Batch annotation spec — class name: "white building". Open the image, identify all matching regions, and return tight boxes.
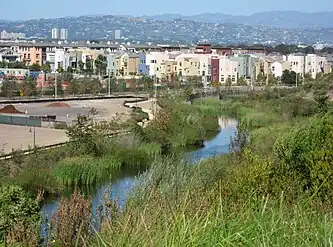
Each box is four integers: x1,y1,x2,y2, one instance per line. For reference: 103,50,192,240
286,53,329,79
145,52,170,78
51,28,59,40
60,29,68,40
219,56,238,84
115,30,121,40
270,61,284,78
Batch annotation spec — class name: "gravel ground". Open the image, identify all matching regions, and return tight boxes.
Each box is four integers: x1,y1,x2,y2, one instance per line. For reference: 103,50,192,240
0,124,68,154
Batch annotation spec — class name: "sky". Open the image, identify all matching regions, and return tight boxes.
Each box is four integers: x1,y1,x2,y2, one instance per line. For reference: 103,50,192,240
2,0,333,20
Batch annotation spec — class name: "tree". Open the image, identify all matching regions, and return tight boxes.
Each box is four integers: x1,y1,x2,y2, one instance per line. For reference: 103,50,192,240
0,79,19,97
257,72,266,84
66,66,74,73
281,70,296,85
267,74,278,85
78,60,85,73
237,76,248,86
41,62,51,73
225,77,232,87
314,88,329,114
95,55,107,76
66,79,80,95
19,78,37,97
29,63,41,71
57,67,64,73
85,58,93,75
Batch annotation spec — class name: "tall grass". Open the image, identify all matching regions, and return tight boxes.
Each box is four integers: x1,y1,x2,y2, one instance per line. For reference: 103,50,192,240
53,155,122,186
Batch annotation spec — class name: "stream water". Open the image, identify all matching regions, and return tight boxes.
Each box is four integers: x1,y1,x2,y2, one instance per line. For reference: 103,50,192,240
42,118,237,222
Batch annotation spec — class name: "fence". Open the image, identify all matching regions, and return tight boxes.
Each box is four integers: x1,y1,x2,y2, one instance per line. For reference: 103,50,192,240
0,114,41,127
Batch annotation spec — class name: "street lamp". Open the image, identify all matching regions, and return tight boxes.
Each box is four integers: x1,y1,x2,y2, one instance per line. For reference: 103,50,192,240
29,127,36,149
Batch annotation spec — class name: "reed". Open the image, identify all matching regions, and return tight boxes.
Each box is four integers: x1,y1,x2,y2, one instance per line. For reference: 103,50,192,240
53,155,122,186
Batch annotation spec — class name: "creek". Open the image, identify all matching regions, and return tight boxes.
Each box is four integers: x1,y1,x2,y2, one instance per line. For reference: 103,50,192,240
41,117,237,223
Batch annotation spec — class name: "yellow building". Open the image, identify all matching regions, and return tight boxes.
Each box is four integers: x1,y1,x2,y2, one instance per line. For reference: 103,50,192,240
116,53,139,77
175,56,201,77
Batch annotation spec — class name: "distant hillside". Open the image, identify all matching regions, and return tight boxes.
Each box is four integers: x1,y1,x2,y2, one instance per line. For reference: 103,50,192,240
144,11,333,28
0,15,333,44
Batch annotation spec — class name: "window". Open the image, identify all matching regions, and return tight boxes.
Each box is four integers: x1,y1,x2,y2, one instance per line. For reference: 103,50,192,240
179,62,182,66
272,66,275,71
234,68,237,72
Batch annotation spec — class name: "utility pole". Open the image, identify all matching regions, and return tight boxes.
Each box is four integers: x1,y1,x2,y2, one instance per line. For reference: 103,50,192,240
108,69,111,96
54,72,58,98
29,127,36,149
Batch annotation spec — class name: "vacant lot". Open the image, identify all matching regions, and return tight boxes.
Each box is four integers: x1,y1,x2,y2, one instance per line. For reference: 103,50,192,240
0,98,143,154
0,98,140,123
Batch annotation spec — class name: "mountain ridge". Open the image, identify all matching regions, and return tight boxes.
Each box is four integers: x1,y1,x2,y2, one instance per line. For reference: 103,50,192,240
141,11,333,28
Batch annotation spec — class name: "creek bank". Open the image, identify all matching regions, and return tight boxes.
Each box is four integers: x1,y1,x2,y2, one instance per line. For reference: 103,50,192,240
42,117,237,220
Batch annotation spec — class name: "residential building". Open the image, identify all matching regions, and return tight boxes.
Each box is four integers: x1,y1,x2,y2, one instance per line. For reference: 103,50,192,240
219,56,238,84
211,56,220,83
0,49,20,63
60,29,68,40
270,60,288,78
0,30,25,40
286,53,330,79
145,52,169,77
19,46,43,66
116,53,139,77
138,52,148,75
52,28,59,40
115,30,121,40
286,53,305,76
159,60,177,81
230,54,258,79
175,55,201,77
106,54,116,76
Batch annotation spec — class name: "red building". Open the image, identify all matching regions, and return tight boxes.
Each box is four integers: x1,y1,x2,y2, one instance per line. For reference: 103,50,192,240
211,56,220,82
212,46,233,56
195,44,212,54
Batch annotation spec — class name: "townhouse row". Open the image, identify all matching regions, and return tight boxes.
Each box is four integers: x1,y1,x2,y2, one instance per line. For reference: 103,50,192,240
0,42,332,84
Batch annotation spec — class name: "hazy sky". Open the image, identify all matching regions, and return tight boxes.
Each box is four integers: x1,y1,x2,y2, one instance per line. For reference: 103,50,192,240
2,0,333,20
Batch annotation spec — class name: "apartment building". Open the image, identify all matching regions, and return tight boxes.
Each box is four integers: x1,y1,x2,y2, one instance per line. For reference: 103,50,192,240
19,46,43,66
286,53,330,79
219,56,238,84
138,52,148,75
0,49,20,63
145,52,170,77
175,55,201,77
116,53,139,76
106,54,116,76
230,54,258,79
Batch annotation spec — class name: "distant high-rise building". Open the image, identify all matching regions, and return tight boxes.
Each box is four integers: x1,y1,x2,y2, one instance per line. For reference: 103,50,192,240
60,29,68,40
51,28,59,39
115,29,121,40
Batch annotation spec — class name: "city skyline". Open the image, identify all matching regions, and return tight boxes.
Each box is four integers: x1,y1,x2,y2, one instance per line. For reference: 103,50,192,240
1,0,333,21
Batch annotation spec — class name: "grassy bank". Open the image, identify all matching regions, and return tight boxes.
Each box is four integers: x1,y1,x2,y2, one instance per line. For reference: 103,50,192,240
92,79,333,246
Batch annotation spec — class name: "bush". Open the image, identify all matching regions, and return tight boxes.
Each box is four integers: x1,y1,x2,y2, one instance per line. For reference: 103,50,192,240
0,185,40,245
274,114,333,197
